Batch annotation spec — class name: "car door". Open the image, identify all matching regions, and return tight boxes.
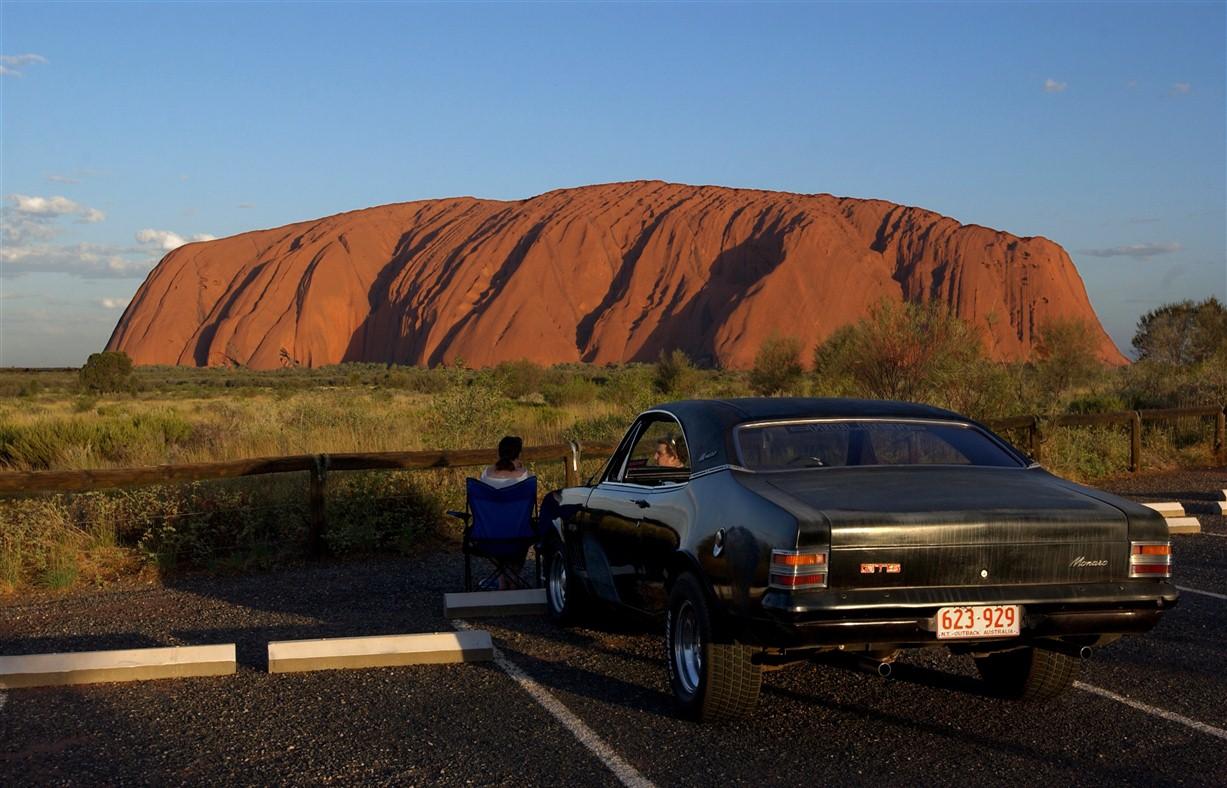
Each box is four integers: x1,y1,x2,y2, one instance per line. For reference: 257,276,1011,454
585,415,689,613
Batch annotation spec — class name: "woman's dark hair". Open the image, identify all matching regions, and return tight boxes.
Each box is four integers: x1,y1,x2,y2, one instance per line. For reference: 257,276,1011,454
495,435,523,471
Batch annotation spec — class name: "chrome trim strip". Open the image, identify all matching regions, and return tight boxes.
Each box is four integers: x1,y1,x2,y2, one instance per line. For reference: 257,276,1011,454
687,463,750,481
597,480,686,493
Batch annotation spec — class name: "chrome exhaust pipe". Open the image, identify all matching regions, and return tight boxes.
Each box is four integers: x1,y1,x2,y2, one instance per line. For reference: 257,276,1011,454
1033,640,1094,660
877,661,893,678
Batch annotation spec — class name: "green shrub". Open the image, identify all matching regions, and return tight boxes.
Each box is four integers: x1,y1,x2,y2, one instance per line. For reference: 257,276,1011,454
1034,318,1107,398
542,377,599,407
495,360,545,400
654,349,699,398
604,365,658,412
1068,393,1128,415
324,471,443,556
812,300,986,404
422,382,509,448
80,351,134,393
749,335,805,396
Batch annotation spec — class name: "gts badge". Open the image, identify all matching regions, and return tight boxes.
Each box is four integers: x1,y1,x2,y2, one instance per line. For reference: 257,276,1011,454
1070,556,1108,568
860,562,902,574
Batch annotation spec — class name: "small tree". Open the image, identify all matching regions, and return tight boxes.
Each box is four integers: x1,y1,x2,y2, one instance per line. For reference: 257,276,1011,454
494,359,545,400
1034,318,1103,395
749,335,804,395
654,349,698,398
79,351,134,393
812,300,985,402
1132,297,1227,365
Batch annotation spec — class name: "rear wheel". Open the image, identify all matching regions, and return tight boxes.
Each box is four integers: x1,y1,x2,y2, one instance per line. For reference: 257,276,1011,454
545,541,585,625
666,572,762,722
975,647,1078,701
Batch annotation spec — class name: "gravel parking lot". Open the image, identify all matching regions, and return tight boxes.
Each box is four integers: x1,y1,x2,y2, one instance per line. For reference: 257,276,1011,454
2,468,1224,787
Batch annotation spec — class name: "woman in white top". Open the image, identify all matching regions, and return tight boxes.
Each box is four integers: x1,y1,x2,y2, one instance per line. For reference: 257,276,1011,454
478,435,533,589
480,435,531,488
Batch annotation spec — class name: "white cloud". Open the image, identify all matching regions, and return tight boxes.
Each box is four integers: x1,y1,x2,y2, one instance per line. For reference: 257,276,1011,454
0,53,47,77
1043,78,1067,93
1079,242,1182,258
1170,82,1191,95
134,228,212,251
0,241,156,279
100,297,130,309
5,194,105,223
1,212,59,245
47,174,80,185
0,54,48,66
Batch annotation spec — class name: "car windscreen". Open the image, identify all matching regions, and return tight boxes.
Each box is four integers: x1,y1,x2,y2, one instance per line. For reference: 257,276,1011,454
735,420,1024,470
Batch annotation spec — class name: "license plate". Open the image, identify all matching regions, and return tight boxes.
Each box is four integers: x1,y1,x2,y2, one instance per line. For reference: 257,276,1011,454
936,604,1021,639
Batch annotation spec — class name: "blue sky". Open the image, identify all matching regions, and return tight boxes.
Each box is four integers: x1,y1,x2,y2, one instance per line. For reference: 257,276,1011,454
1,1,1223,367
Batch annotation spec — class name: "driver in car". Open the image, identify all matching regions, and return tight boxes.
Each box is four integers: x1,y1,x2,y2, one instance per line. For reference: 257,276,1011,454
652,436,686,468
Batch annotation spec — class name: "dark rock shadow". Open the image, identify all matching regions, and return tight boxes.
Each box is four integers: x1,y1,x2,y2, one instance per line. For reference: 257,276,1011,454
633,209,806,365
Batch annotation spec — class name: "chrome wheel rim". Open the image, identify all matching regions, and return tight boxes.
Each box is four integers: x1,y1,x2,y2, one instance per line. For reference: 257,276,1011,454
548,551,567,613
672,600,702,695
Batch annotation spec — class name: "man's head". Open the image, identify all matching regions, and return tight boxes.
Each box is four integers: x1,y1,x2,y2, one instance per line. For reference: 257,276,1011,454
653,436,684,468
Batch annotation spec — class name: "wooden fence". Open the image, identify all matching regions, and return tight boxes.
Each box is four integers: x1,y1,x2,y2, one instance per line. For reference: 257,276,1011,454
984,405,1226,472
0,442,617,557
0,404,1223,555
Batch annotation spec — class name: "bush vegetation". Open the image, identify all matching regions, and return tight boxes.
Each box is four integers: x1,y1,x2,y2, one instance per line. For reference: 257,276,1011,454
2,299,1224,593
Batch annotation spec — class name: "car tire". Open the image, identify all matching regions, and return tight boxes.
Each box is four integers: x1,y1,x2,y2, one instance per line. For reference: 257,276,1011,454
666,572,762,722
545,541,585,626
974,647,1078,701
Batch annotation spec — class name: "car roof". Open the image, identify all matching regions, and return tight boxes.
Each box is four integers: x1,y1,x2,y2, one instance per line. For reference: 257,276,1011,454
641,398,972,473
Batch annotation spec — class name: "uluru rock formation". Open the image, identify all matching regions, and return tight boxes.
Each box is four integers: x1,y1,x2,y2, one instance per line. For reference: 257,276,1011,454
107,181,1126,368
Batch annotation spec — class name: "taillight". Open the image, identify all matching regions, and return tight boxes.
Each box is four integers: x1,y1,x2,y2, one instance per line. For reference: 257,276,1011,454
770,548,828,590
1129,541,1171,578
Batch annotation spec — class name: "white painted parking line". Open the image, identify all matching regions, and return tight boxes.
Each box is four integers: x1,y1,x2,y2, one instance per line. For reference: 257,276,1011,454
1075,682,1227,741
1176,585,1227,601
1199,532,1227,538
452,620,656,788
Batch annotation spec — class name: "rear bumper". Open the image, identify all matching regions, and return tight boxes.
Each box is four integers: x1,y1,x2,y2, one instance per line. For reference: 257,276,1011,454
735,581,1179,649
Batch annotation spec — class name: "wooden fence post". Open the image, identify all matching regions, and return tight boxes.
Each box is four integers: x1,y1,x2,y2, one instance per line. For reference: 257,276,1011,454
308,454,329,557
1215,407,1226,462
1129,412,1141,473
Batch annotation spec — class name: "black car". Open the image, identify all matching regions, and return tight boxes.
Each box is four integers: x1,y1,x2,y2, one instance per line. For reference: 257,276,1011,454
541,398,1178,721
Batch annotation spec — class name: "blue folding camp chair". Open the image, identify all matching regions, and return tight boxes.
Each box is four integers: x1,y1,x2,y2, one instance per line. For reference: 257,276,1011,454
448,476,540,592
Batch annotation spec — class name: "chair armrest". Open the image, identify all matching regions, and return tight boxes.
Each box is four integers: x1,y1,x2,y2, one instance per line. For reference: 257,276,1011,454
445,510,471,522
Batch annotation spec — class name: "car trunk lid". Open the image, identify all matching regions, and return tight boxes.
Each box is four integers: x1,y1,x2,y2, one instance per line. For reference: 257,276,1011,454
766,467,1128,587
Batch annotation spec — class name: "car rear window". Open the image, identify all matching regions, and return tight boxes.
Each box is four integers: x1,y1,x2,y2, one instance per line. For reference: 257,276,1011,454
735,420,1023,470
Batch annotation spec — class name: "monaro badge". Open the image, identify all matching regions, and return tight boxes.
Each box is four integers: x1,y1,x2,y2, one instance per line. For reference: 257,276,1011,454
1070,556,1108,568
860,563,902,574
